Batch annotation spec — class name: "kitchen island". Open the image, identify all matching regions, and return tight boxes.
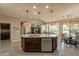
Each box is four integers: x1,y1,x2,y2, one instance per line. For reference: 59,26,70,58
21,34,57,52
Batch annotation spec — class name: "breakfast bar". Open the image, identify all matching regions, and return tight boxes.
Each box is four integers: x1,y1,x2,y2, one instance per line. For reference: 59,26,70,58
21,34,57,52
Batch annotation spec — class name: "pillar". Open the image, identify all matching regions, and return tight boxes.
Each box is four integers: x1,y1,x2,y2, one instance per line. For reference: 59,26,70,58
59,23,63,42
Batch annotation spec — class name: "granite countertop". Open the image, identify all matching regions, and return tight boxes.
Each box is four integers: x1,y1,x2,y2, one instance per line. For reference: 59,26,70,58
21,34,57,38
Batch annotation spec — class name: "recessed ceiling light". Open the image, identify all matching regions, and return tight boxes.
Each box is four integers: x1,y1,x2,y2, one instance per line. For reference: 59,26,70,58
33,6,36,9
34,12,37,15
45,5,49,8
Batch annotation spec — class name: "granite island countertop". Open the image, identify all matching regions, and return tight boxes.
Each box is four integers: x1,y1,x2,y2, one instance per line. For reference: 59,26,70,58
21,34,58,52
21,34,57,38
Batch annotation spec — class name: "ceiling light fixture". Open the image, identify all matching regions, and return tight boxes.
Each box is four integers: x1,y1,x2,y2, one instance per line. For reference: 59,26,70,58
67,15,70,17
62,16,64,18
50,10,53,13
50,10,53,20
33,6,37,9
26,10,29,14
45,5,49,8
26,10,29,18
38,12,40,14
34,12,37,15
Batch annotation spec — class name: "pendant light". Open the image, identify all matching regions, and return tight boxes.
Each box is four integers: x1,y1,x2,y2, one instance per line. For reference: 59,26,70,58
48,10,53,33
67,15,71,36
50,10,53,20
26,10,29,16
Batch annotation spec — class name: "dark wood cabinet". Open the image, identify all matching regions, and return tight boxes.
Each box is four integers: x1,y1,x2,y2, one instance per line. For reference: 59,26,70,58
0,23,10,40
52,37,57,52
22,38,41,52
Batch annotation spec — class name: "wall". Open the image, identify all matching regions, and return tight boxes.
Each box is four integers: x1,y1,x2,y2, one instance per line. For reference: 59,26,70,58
0,15,21,42
22,23,31,34
0,15,43,42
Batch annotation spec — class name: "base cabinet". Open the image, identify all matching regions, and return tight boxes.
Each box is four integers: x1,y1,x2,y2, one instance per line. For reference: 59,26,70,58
22,38,41,52
21,37,57,52
52,37,57,52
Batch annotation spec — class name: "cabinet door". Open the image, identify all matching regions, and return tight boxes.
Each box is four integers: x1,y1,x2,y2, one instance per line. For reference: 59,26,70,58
22,38,41,52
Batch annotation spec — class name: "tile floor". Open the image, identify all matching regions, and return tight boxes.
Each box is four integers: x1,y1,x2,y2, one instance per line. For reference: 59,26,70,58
0,40,79,56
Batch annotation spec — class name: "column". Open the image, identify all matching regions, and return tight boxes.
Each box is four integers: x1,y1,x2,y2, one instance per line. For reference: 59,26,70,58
59,23,63,42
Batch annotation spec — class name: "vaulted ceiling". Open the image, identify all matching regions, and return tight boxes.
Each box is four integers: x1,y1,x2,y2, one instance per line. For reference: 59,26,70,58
0,3,79,23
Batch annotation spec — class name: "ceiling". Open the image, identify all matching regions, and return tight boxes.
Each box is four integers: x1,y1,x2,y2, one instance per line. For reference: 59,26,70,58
0,3,79,23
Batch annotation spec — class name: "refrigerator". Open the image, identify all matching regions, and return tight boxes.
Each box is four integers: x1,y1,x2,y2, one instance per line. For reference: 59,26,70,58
0,23,10,40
